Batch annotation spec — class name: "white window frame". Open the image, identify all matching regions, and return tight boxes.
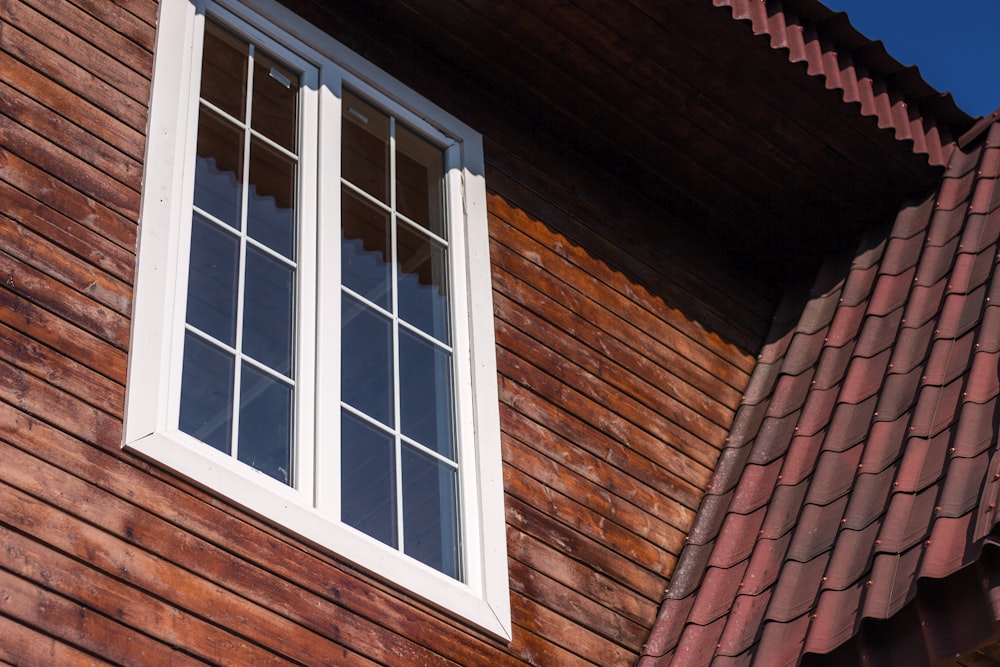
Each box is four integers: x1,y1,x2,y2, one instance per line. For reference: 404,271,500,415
125,0,509,638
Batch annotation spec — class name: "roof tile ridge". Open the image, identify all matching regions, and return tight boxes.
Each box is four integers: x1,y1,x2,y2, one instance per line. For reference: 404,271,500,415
712,0,965,167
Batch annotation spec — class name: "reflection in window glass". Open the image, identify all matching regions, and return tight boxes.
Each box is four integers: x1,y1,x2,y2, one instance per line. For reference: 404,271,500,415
186,214,239,346
397,223,450,343
342,410,397,547
200,20,247,119
341,187,391,309
396,123,444,236
243,247,294,375
180,18,299,488
341,293,394,427
247,137,296,259
399,328,455,459
194,108,243,227
251,51,298,151
341,90,389,204
339,91,460,577
238,364,293,483
402,445,459,579
180,332,234,454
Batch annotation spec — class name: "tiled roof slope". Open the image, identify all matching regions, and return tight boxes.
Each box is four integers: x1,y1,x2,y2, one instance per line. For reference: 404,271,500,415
639,119,1000,665
715,0,975,167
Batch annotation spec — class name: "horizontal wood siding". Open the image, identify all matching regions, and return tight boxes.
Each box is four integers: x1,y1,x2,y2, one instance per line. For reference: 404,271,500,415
0,0,773,665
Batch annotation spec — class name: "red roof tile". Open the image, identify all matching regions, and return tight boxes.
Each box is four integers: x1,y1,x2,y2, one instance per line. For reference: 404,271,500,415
640,121,1000,665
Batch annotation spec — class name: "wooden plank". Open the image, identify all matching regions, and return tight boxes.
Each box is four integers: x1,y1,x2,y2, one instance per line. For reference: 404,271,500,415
0,475,400,666
492,283,734,445
0,359,121,451
498,372,703,513
366,0,772,231
0,412,523,666
497,315,722,475
489,242,743,418
0,50,146,162
114,0,158,28
496,344,712,503
503,427,684,556
0,247,130,349
491,210,751,395
0,212,132,316
491,259,733,459
62,0,157,52
454,0,810,215
507,624,598,667
0,147,137,252
510,593,636,666
489,191,760,377
0,178,134,283
0,611,114,667
505,494,666,600
484,162,772,362
0,112,140,220
506,528,658,628
0,79,142,191
2,0,150,105
527,0,889,192
508,558,648,651
0,526,294,666
0,289,127,384
0,567,206,667
504,464,674,582
21,0,154,74
494,284,732,448
0,19,147,133
500,402,695,536
0,320,123,416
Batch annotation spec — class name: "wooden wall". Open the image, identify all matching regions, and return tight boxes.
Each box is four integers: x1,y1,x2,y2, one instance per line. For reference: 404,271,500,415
0,0,774,664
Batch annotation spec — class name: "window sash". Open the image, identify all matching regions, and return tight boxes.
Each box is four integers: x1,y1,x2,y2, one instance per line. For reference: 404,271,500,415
126,0,510,638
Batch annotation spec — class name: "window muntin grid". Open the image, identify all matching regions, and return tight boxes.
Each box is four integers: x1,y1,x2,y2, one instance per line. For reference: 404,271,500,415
179,18,299,485
339,89,460,579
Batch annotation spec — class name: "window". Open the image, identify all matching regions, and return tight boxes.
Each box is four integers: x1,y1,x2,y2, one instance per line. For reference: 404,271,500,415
126,0,509,637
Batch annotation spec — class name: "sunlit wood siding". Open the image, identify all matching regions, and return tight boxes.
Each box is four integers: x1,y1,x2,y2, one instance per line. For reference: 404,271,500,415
0,0,773,664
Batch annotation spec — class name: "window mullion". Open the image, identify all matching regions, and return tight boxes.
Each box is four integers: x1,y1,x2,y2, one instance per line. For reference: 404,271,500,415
231,43,256,460
388,115,406,554
315,73,344,516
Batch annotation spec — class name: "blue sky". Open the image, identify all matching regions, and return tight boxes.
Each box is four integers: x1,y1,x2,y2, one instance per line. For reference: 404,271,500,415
820,0,1000,118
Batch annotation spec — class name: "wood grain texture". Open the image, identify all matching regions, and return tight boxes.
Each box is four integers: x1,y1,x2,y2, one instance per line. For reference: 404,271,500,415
0,1,772,665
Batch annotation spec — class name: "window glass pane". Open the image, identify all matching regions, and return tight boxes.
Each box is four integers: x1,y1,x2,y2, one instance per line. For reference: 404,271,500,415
402,445,459,578
194,107,244,228
251,51,298,151
341,293,394,427
396,123,444,237
200,20,247,120
237,363,293,484
342,90,389,204
186,213,239,346
243,246,294,376
399,328,455,459
341,410,396,547
397,224,450,343
341,187,391,309
247,137,296,259
180,332,234,454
